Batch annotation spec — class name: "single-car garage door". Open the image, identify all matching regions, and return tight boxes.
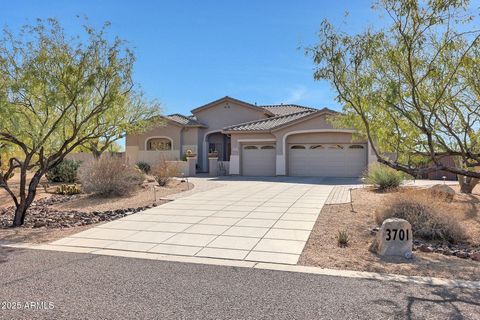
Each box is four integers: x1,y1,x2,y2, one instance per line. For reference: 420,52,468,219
242,144,276,176
288,143,367,177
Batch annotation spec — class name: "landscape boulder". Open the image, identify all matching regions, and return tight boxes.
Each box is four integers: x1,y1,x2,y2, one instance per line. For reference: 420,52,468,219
428,184,455,202
373,218,413,258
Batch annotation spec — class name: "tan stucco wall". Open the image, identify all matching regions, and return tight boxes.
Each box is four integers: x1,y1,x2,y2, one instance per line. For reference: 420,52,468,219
126,123,182,151
125,146,139,165
193,101,268,131
181,127,199,155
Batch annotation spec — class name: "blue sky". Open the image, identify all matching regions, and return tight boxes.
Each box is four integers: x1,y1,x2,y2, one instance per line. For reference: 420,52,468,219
1,1,381,149
0,0,377,115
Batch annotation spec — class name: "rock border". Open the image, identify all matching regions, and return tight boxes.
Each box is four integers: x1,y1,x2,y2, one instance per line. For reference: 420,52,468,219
0,195,160,229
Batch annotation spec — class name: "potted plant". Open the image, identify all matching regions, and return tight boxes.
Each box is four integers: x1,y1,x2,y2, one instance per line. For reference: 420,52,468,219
185,149,196,158
208,150,219,158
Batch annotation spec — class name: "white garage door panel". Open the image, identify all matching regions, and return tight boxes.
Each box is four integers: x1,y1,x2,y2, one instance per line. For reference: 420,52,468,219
289,144,367,177
242,145,276,176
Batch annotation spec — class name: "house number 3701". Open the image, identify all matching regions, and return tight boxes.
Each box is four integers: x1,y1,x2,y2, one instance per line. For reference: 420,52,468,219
385,229,409,241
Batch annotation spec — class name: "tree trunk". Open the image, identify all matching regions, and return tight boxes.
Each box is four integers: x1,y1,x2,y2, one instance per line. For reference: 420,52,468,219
457,175,479,194
13,204,27,227
92,149,102,160
12,172,42,227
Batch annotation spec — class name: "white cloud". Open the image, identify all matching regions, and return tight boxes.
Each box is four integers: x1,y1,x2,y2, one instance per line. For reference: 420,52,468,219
283,86,308,104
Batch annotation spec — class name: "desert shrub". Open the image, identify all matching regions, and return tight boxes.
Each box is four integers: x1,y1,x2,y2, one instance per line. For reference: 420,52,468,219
364,163,406,191
337,229,349,247
46,159,80,183
79,158,145,197
376,193,467,243
152,161,180,187
136,161,151,174
55,184,82,195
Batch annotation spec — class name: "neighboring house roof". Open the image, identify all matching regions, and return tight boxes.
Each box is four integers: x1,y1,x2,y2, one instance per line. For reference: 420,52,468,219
261,104,317,116
165,114,207,127
190,96,274,116
222,107,337,132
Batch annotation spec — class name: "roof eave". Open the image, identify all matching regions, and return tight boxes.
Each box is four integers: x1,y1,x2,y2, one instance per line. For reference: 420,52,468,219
222,129,271,134
185,124,208,128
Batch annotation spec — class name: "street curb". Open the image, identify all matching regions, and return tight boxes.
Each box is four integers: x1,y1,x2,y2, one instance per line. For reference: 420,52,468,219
4,243,480,289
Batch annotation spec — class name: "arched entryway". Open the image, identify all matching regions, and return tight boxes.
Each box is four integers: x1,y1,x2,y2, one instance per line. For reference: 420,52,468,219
203,131,231,172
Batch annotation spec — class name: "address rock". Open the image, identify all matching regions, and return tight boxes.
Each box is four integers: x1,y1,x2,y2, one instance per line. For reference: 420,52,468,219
374,218,413,258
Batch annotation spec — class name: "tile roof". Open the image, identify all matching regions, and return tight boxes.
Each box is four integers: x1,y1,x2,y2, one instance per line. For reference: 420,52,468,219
223,110,317,132
191,96,274,116
166,114,206,127
261,104,317,116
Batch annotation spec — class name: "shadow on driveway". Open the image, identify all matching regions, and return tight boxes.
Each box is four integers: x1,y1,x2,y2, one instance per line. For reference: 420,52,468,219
208,176,363,186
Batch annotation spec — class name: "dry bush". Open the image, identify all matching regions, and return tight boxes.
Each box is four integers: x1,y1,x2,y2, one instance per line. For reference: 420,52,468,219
151,161,180,187
376,192,467,243
79,158,145,197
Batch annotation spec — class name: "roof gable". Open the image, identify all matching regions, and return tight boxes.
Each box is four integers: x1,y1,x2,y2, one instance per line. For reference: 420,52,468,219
191,96,274,116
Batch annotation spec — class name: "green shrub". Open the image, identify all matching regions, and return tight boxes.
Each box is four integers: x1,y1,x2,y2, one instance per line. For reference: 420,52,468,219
376,192,467,243
46,159,81,183
136,161,151,174
336,229,349,247
79,158,145,197
364,163,406,191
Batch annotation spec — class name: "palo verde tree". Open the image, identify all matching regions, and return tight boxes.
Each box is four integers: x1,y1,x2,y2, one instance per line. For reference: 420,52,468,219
310,0,480,192
0,18,150,226
81,91,162,159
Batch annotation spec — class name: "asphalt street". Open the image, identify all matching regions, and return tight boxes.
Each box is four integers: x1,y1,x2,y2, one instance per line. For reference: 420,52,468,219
0,247,479,319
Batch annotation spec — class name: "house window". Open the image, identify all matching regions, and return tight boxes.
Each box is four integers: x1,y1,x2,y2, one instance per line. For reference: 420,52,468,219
310,145,324,149
244,145,258,150
328,144,344,149
290,145,306,149
261,145,275,150
349,144,364,149
147,138,172,151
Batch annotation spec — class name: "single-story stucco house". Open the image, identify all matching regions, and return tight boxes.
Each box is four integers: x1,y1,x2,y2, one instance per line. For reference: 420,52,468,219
125,96,376,177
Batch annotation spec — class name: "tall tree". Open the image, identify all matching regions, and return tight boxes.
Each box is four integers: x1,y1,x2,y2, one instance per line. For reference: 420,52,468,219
310,0,480,192
81,91,162,159
0,18,142,226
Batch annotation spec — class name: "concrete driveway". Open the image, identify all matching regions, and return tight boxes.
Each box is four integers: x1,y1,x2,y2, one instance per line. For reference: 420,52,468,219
51,177,360,264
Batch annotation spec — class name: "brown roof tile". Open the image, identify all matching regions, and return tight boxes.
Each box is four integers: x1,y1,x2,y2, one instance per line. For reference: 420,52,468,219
261,104,317,116
223,110,316,132
166,114,206,127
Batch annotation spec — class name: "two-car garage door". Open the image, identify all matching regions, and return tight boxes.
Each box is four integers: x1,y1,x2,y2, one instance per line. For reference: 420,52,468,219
288,143,367,177
240,142,367,177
